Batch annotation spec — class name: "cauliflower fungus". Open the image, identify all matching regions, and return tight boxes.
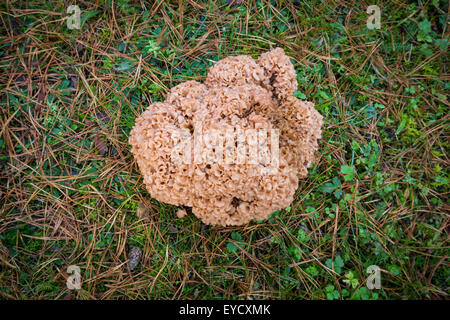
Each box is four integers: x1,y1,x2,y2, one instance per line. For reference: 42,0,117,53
129,48,323,226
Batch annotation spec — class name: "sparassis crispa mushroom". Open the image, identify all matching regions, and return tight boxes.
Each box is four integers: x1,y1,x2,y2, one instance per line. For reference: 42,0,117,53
129,48,323,226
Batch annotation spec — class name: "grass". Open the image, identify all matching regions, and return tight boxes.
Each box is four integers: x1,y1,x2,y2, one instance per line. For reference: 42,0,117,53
0,0,448,300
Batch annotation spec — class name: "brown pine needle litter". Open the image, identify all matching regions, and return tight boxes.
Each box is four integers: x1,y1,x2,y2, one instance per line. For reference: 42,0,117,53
0,1,448,299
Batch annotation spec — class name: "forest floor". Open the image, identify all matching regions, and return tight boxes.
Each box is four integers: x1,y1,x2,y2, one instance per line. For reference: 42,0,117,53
0,0,448,299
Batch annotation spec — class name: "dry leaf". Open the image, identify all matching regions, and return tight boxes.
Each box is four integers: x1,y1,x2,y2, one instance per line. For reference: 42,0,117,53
93,133,108,156
96,112,110,123
0,240,15,269
226,0,244,6
137,201,149,218
69,75,79,89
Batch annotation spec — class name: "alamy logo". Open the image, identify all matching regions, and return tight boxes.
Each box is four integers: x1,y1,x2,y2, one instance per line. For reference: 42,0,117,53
366,265,381,289
66,265,81,290
170,122,280,175
67,5,81,30
366,5,381,30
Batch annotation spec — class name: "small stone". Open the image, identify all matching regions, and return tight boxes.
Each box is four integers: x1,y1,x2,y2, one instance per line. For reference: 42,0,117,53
176,209,187,218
